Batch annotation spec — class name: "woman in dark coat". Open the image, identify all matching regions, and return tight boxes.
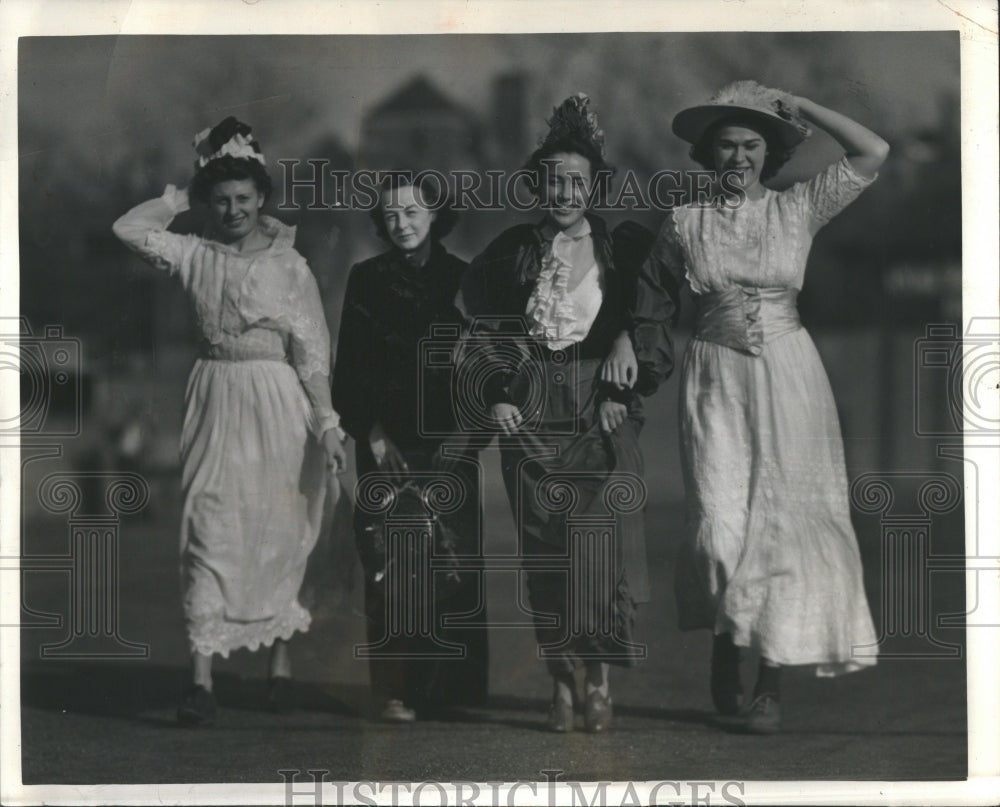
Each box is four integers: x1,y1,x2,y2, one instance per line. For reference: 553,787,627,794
332,173,488,722
458,94,675,732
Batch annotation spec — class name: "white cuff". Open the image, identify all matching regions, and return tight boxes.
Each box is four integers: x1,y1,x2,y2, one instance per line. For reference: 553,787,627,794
161,184,191,215
315,409,345,442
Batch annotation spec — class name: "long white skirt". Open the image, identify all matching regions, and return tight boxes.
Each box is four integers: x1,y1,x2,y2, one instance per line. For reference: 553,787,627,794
179,358,326,658
675,329,878,675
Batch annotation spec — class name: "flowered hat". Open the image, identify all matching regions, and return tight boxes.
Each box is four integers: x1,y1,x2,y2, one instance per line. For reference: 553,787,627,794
671,80,811,150
192,116,266,170
540,92,606,158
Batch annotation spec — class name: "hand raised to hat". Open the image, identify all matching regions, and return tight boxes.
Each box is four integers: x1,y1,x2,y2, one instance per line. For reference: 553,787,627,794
772,93,802,124
786,94,890,179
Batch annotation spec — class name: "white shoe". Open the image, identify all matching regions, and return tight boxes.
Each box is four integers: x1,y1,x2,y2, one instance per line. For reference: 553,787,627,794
379,698,416,723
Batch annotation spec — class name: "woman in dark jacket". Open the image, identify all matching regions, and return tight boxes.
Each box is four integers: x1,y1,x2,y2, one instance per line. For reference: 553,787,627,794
332,173,487,722
458,94,675,732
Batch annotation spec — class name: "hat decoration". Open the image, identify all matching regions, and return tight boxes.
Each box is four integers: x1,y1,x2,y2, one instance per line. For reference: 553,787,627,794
672,80,811,150
192,116,266,170
540,92,605,158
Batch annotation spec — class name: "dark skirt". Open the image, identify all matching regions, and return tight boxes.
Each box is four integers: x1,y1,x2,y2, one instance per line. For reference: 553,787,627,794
353,443,489,713
498,355,649,674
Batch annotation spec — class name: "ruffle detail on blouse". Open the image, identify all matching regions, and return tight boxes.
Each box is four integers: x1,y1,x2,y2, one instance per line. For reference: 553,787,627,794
525,222,603,350
187,600,312,659
526,234,575,347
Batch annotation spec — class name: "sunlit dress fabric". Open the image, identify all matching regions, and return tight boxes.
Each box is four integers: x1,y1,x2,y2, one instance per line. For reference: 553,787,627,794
668,157,879,674
113,185,338,657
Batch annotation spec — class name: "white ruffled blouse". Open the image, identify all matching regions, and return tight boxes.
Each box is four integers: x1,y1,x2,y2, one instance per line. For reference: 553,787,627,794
525,220,604,350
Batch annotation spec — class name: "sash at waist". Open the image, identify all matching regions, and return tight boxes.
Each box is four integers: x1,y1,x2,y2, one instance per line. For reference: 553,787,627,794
198,343,287,363
693,286,801,356
198,326,288,362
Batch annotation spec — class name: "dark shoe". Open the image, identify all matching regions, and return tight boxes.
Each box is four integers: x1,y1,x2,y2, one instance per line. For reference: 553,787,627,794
379,699,416,723
547,676,576,732
743,693,781,735
547,696,575,733
710,633,743,716
267,676,296,713
583,687,613,733
177,685,216,727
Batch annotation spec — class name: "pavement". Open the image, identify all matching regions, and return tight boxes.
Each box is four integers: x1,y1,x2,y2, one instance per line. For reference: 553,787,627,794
16,424,968,787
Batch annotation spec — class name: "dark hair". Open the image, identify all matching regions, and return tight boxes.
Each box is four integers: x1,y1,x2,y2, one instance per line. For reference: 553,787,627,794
370,172,458,244
689,115,794,182
189,156,274,204
523,135,616,207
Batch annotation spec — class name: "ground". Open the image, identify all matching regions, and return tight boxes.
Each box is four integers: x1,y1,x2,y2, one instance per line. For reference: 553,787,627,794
16,413,968,788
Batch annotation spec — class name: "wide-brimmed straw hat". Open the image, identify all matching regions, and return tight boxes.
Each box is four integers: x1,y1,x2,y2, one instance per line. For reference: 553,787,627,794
672,80,811,151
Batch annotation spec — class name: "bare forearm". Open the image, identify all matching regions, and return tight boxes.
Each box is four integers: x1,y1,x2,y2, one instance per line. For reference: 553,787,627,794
794,96,889,177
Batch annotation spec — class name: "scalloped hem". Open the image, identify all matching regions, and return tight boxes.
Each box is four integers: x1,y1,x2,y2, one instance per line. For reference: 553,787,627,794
187,603,312,659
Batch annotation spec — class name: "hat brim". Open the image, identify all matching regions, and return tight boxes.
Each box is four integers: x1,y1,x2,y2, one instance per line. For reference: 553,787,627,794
672,104,807,150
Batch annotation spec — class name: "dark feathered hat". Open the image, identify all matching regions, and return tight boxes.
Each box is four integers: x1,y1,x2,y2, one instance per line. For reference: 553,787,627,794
539,92,605,157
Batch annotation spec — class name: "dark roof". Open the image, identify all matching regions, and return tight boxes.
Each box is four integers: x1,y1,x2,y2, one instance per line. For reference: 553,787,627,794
367,75,463,117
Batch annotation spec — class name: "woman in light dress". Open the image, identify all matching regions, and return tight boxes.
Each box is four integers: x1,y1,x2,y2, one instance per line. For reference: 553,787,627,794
113,117,346,725
633,81,889,733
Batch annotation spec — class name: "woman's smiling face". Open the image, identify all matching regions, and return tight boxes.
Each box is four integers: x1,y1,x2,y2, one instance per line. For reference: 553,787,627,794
541,151,593,233
381,183,436,253
711,124,769,194
207,179,264,243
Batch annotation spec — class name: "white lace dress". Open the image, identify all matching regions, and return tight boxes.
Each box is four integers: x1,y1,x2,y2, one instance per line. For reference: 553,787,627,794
666,157,879,674
113,186,340,657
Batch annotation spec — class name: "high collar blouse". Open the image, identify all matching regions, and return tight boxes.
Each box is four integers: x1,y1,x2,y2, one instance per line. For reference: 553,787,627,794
525,219,603,350
670,156,875,294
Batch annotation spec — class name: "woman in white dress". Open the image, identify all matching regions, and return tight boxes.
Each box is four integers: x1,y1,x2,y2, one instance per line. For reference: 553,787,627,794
113,118,346,725
635,81,889,733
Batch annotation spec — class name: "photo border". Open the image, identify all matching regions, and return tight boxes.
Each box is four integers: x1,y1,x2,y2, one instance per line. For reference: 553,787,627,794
1,1,997,805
